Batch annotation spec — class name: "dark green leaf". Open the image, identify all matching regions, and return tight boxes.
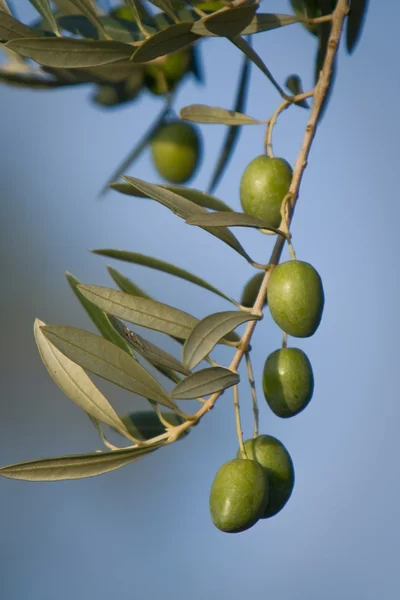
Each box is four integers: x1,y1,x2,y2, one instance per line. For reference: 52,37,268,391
285,74,309,108
77,285,199,341
179,104,262,125
66,271,134,355
107,266,151,299
99,102,169,196
102,249,236,305
171,366,239,400
67,0,109,38
186,211,288,236
34,319,134,439
182,310,259,370
195,4,257,37
6,38,132,68
241,13,299,35
0,9,40,41
109,316,190,375
28,1,60,36
346,0,369,54
0,69,77,88
207,50,250,193
119,410,186,440
58,14,98,37
0,444,162,481
131,22,199,63
122,177,253,263
42,325,174,407
110,182,232,212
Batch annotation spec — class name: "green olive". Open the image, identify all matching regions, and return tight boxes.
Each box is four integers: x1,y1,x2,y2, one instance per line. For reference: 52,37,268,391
240,155,293,228
290,0,322,35
263,348,314,418
145,50,190,96
267,260,324,337
209,459,269,533
240,273,268,309
237,435,295,517
151,121,201,184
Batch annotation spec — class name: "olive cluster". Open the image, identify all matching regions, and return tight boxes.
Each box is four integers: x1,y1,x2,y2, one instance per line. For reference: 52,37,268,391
209,154,324,533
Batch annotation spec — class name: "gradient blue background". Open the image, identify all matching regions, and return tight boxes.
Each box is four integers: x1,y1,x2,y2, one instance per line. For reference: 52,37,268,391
1,1,399,599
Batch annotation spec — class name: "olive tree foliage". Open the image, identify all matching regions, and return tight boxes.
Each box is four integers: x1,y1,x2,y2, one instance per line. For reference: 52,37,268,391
0,0,368,533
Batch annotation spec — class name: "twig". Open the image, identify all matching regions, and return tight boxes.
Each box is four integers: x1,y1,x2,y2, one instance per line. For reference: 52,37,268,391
233,385,246,456
245,351,259,438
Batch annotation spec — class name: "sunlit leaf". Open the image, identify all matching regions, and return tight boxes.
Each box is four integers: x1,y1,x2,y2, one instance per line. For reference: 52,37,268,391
285,74,309,108
131,22,199,63
182,310,259,370
42,325,174,407
94,249,236,305
179,104,262,125
110,182,232,212
6,38,132,68
66,272,134,355
0,9,41,41
171,366,239,400
34,319,134,439
0,444,163,481
122,177,253,263
78,285,199,340
186,211,288,236
241,13,299,35
109,316,190,375
207,50,250,193
346,0,369,54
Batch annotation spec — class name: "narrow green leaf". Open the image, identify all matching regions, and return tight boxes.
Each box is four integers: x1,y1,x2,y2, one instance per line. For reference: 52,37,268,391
66,271,134,355
202,4,257,37
186,211,288,236
94,249,236,305
28,1,61,36
179,104,262,125
110,182,232,212
171,366,239,400
183,311,259,370
109,316,190,376
241,13,298,35
0,444,162,481
346,0,369,54
119,410,186,440
0,1,11,15
0,69,77,88
131,22,199,63
34,319,133,439
107,266,151,299
67,0,110,39
42,325,174,407
0,9,40,41
207,50,250,193
52,0,82,14
229,35,286,97
77,285,199,341
6,38,132,68
285,74,309,108
122,177,253,263
57,14,98,38
99,102,169,196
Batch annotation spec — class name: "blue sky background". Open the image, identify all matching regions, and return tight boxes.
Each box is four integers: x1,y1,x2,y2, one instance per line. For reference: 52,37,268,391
1,1,399,599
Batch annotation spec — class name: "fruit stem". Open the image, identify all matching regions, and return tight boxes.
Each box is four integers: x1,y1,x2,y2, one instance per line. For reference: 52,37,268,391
282,332,288,349
233,384,246,457
245,351,259,438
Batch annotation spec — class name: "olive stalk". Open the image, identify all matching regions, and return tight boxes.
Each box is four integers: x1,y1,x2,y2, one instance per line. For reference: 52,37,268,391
244,351,259,438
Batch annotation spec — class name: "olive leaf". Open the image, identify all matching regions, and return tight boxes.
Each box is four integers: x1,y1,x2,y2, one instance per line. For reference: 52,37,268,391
58,14,143,43
41,325,174,408
118,410,186,440
28,1,61,36
193,4,258,38
77,285,199,340
346,0,369,54
179,104,262,125
121,177,253,263
107,266,151,299
99,102,169,196
110,182,232,212
131,22,199,63
66,0,110,39
6,38,133,68
94,249,236,305
241,13,299,35
0,444,164,482
186,211,288,236
182,311,259,370
34,319,134,439
0,1,11,14
109,316,190,376
171,367,239,400
0,9,41,41
0,69,76,88
285,74,309,108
